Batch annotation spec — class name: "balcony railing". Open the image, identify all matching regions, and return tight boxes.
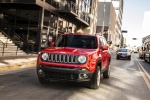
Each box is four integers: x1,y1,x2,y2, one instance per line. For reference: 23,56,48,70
78,12,90,24
58,1,78,14
45,0,90,25
45,0,60,8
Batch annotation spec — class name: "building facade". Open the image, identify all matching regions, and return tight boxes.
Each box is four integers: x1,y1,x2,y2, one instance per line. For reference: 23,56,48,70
112,0,124,46
142,11,150,37
96,0,116,47
97,0,124,50
0,0,98,53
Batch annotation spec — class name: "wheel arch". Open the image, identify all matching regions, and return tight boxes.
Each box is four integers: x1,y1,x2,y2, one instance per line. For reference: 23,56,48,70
96,60,102,70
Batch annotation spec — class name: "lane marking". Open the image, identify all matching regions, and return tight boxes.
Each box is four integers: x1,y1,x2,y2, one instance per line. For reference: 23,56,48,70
134,55,150,90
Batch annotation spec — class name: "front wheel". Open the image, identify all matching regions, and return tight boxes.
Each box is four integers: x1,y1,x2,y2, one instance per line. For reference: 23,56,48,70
38,77,49,84
128,57,131,60
88,66,101,89
116,56,119,59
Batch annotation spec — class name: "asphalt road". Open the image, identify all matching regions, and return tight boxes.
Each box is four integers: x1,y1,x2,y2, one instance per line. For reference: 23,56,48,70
0,52,150,100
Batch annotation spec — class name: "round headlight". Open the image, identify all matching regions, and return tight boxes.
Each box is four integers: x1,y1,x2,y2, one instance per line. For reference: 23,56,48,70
78,56,87,64
41,53,48,60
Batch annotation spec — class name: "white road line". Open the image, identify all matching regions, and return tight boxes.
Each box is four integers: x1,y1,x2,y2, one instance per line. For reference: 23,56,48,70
134,55,150,90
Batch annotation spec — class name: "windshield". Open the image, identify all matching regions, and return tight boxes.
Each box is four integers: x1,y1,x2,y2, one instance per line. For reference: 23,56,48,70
55,35,97,49
118,49,128,52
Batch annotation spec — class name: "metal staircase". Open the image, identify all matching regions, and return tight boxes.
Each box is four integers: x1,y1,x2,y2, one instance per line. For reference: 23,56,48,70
0,20,37,56
0,32,26,56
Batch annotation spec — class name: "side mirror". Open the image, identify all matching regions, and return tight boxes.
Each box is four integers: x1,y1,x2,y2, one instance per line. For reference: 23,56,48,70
101,45,108,50
51,42,55,47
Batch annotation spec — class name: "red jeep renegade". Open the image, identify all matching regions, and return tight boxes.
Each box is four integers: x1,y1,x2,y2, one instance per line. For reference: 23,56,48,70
36,33,111,89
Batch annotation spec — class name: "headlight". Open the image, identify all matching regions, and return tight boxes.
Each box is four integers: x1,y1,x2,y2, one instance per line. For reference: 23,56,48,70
127,52,131,55
41,53,48,60
78,56,87,64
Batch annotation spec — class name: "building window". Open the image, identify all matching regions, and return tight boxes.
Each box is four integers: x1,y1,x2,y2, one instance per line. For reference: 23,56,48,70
50,14,58,28
43,10,50,27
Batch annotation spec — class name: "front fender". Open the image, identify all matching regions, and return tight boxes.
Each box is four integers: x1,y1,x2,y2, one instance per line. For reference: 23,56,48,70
86,53,102,73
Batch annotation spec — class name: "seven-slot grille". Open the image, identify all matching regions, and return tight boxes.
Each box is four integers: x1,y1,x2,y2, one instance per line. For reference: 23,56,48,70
45,53,79,64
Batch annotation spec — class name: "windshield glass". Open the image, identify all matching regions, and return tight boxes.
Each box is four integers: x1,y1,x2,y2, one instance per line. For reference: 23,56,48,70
118,49,128,52
55,35,97,49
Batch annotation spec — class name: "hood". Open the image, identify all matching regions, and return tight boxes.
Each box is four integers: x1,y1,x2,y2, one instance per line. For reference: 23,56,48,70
41,47,97,55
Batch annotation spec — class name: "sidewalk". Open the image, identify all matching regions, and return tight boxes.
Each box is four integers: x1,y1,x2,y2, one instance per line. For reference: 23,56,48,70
0,55,37,72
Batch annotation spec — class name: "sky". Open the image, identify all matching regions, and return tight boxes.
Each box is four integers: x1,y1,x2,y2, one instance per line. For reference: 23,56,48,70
122,0,150,46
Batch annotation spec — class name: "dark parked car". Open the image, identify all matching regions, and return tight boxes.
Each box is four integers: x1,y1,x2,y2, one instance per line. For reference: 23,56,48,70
116,48,131,60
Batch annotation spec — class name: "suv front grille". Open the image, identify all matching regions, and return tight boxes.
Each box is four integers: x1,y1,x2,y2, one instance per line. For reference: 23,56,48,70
46,53,79,64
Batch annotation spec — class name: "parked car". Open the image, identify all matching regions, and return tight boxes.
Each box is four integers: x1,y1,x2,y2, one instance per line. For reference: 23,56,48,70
36,33,111,89
142,35,150,62
116,48,131,60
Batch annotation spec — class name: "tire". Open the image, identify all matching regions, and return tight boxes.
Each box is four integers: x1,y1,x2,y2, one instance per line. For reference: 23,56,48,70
116,56,119,59
103,64,110,78
38,77,49,84
128,57,131,60
88,66,101,89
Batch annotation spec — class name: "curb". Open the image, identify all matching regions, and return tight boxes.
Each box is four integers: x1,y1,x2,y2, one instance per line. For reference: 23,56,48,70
135,58,150,90
136,59,150,81
0,61,36,72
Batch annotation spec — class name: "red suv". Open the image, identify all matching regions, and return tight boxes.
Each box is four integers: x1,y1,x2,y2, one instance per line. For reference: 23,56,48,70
36,33,111,89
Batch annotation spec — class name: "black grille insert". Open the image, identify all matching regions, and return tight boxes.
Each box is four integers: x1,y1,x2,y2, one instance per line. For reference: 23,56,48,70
47,53,79,64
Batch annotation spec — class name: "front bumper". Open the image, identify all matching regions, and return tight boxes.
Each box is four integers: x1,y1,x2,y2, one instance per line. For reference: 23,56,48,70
36,65,93,82
117,55,131,58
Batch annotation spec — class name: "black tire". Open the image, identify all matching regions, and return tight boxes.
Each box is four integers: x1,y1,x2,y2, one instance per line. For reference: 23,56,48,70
38,77,49,84
88,66,101,89
128,57,131,60
103,64,110,78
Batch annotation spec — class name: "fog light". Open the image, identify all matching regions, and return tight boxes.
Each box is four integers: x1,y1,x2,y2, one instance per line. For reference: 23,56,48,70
79,73,88,79
38,69,43,75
